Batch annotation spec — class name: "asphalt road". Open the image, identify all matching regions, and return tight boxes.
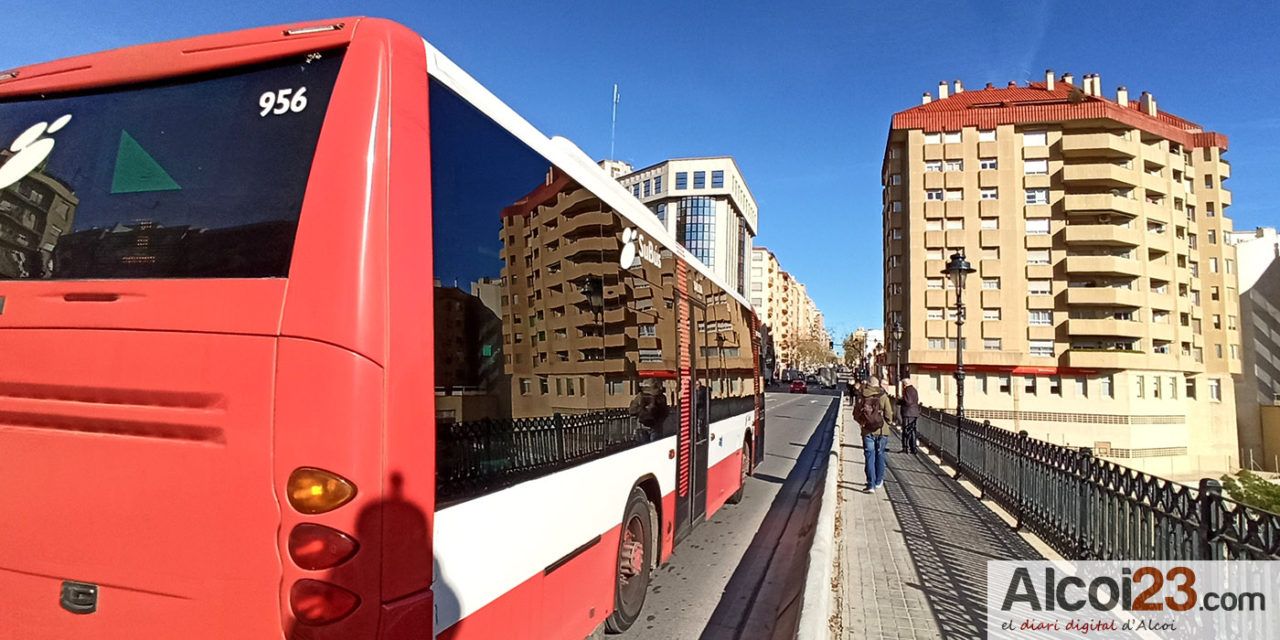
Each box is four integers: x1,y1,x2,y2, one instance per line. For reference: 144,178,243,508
619,388,840,640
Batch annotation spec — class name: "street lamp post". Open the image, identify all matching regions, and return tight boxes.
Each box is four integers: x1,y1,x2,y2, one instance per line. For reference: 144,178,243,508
941,252,976,419
891,320,904,401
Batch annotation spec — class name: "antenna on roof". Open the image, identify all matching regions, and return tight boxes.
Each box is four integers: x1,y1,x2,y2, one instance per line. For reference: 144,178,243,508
610,84,620,160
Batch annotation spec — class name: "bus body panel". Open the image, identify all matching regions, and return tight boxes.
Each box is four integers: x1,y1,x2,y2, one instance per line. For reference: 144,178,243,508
0,329,282,638
433,437,677,638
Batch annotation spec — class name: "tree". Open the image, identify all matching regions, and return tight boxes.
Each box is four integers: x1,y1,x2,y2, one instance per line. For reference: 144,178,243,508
842,331,867,366
794,337,836,369
1220,470,1280,515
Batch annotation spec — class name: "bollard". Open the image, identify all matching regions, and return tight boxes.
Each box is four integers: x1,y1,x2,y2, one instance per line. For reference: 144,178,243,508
1196,478,1223,560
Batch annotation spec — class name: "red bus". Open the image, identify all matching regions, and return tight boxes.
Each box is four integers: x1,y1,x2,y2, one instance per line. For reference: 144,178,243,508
0,18,765,639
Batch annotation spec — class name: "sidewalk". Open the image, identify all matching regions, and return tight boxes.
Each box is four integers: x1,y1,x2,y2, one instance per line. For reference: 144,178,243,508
831,404,1044,639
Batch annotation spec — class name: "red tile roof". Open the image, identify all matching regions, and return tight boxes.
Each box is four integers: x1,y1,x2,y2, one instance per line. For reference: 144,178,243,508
891,81,1227,150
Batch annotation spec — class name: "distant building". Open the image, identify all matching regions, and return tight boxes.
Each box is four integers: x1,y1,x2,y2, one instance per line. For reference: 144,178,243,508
1227,227,1280,470
884,70,1240,476
749,246,826,371
612,157,759,296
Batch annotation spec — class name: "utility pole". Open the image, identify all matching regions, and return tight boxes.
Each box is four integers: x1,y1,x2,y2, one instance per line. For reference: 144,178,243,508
610,84,619,160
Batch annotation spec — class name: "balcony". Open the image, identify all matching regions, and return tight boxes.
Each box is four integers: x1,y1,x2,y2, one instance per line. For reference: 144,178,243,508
1061,193,1140,218
1062,163,1139,188
1060,132,1137,158
1220,161,1231,180
1063,224,1142,247
1063,349,1145,368
1142,172,1168,195
1065,287,1143,308
1065,319,1146,339
1064,256,1143,277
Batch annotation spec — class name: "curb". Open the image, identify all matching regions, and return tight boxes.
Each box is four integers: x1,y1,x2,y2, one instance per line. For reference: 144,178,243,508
795,394,842,640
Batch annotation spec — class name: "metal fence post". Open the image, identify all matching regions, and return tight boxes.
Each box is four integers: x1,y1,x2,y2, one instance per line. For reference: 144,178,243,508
1015,430,1029,531
1197,478,1223,560
1077,447,1093,559
953,413,963,479
554,412,566,462
978,420,991,499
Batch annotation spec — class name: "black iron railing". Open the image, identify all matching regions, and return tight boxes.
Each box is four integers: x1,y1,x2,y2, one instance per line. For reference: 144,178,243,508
915,407,1280,560
438,409,642,505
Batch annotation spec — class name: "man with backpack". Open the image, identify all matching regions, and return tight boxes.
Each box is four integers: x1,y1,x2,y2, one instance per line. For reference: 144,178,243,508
854,377,894,493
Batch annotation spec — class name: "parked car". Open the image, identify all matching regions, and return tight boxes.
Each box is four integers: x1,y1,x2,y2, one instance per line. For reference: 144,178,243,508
789,380,808,394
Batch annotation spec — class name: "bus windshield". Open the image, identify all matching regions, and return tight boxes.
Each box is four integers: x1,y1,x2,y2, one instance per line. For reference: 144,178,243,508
0,50,344,280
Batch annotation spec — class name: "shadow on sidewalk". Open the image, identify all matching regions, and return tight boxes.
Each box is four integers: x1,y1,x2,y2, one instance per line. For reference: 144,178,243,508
883,448,1043,639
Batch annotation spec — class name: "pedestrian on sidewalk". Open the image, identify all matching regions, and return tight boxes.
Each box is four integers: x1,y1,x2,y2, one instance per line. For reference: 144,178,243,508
853,377,893,493
898,377,920,454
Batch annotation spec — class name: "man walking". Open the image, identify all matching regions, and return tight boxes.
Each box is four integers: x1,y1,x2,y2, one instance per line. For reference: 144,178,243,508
854,378,894,493
898,377,920,454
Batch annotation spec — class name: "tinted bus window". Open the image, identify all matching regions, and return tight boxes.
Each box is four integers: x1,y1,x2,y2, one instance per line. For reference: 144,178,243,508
0,51,344,279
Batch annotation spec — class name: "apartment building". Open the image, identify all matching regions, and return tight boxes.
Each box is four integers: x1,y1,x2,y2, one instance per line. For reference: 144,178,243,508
883,71,1241,476
1227,227,1280,470
612,157,759,296
748,247,828,371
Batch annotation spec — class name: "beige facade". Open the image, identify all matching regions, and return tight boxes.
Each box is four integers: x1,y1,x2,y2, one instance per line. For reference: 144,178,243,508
883,72,1241,477
749,247,827,371
1227,227,1280,470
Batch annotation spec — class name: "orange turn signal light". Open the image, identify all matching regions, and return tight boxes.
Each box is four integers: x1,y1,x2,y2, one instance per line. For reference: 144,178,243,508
287,467,356,515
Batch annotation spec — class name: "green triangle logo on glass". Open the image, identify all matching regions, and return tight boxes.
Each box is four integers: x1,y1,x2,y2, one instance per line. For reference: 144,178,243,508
110,130,181,194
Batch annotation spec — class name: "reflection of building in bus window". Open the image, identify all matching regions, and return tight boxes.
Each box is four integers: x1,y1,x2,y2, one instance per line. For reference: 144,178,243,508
434,283,509,424
0,155,78,279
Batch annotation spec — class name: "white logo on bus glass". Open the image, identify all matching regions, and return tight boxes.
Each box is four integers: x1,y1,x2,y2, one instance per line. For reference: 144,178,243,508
620,228,661,269
0,114,71,191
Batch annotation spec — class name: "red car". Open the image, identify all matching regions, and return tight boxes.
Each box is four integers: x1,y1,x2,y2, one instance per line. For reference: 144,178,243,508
789,380,808,393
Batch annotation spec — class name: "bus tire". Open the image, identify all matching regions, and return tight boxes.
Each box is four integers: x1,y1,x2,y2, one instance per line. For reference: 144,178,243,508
727,440,751,505
605,487,653,633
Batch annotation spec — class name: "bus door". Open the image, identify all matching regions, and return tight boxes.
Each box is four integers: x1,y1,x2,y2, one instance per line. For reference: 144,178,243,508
674,271,709,543
691,302,711,526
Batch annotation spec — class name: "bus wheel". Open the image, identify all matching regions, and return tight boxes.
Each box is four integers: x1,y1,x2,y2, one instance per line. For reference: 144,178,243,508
606,487,653,633
727,441,750,504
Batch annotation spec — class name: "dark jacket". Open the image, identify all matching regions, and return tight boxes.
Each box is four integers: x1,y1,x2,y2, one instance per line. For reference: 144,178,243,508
900,384,920,419
856,385,894,437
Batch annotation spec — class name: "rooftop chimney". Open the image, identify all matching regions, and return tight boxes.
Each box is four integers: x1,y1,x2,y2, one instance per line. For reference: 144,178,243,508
1092,73,1102,97
1045,69,1055,91
1062,72,1074,85
938,81,949,100
953,80,964,94
1140,91,1157,116
1081,74,1092,95
985,82,994,89
1116,86,1129,106
1008,81,1017,88
922,92,932,104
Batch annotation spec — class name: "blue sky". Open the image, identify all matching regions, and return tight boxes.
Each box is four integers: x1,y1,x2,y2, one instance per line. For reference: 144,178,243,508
5,1,1278,339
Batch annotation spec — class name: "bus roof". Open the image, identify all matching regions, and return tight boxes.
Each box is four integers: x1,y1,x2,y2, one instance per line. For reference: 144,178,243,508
423,40,756,313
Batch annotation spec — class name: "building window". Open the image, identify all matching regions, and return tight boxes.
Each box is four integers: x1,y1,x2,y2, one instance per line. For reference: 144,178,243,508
982,278,1000,290
1228,315,1237,330
643,179,652,197
944,189,963,201
639,323,657,337
675,172,688,189
1213,314,1221,330
1030,340,1054,357
1136,376,1145,398
984,338,1002,350
1025,377,1037,394
924,132,941,144
945,159,963,171
925,220,943,231
1209,378,1221,401
981,217,999,230
1186,378,1196,399
677,196,717,267
926,248,944,260
1023,130,1047,147
981,188,998,200
925,160,943,172
1204,175,1214,189
1024,159,1049,175
1027,249,1051,265
979,129,997,141
1049,377,1062,395
1075,378,1087,397
1025,189,1049,205
1026,218,1050,235
979,157,997,170
892,201,902,212
1028,279,1051,295
943,131,961,143
1211,286,1220,301
654,175,663,193
926,189,944,201
633,184,641,197
1226,259,1235,274
693,171,706,189
891,228,902,240
1169,377,1178,399
1231,344,1239,360
1101,376,1113,398
945,219,964,230
654,202,667,224
1029,310,1052,326
927,338,945,349
890,174,902,185
998,376,1011,393
926,278,943,289
711,170,725,188
983,308,1001,320
927,308,943,320
1210,257,1219,272
1208,230,1217,244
